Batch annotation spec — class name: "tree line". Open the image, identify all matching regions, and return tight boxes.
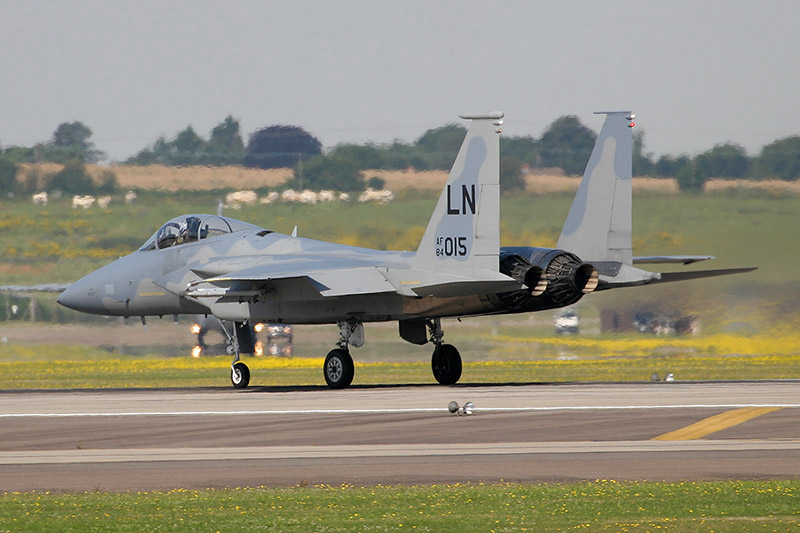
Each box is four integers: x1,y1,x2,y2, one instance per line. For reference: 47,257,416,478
3,115,800,194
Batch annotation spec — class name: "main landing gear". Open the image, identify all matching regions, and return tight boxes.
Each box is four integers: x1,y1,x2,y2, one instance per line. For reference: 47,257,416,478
323,321,360,389
428,318,462,385
223,317,463,390
321,318,462,389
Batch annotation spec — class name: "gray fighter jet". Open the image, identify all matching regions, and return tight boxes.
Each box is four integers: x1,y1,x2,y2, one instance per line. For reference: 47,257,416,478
57,111,755,389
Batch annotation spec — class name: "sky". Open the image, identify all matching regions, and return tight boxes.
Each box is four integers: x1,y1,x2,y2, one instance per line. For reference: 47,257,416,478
2,0,799,162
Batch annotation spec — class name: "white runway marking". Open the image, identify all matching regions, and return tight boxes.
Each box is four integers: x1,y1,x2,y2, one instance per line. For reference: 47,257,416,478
2,439,800,465
1,404,798,418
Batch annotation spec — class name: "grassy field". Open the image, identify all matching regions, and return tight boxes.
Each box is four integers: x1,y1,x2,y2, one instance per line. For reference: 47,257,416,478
1,328,799,389
2,480,798,532
1,187,797,285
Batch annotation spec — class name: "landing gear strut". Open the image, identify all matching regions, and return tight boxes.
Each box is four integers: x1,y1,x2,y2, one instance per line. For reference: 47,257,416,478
323,321,360,389
428,318,462,385
221,321,251,389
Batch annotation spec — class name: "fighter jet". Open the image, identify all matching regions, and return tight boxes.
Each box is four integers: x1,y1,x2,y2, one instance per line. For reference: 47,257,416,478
57,111,755,389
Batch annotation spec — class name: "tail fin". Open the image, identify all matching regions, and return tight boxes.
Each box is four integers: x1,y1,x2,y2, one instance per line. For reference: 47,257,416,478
557,111,635,264
412,112,503,274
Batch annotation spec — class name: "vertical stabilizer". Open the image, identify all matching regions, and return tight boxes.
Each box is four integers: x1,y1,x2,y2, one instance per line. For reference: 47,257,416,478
557,111,635,264
412,112,503,274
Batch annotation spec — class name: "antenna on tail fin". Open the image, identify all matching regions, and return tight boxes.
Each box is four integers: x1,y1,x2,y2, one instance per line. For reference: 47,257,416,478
557,111,635,264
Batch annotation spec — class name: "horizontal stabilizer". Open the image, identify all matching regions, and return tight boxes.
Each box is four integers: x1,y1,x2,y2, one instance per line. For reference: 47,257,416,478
633,255,715,265
653,267,758,284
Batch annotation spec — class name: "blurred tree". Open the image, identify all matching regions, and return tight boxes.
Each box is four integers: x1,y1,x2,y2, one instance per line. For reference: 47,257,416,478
694,142,750,180
292,154,364,191
0,146,34,164
367,176,385,190
52,121,92,149
500,155,525,192
674,161,705,192
536,115,596,175
245,125,322,169
205,115,245,165
501,135,538,167
413,124,467,170
46,121,105,163
46,159,95,194
378,140,425,170
171,126,204,165
632,130,654,176
329,143,384,170
0,156,19,193
653,154,692,177
752,136,800,180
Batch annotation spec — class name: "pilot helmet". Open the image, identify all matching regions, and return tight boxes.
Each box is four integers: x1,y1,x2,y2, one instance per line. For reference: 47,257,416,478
179,216,202,240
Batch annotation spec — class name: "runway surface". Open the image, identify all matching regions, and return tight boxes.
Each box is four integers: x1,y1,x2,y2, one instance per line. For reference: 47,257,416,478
0,381,798,491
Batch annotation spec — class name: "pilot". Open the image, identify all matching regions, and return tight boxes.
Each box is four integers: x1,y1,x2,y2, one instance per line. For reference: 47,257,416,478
178,216,202,244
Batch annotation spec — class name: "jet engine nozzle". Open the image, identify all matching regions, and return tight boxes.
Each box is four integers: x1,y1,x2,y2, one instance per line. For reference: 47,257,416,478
495,248,599,312
500,255,548,296
575,263,599,294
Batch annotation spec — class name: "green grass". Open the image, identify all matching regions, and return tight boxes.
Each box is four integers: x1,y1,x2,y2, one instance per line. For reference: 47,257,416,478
2,189,799,284
0,339,798,389
2,480,798,532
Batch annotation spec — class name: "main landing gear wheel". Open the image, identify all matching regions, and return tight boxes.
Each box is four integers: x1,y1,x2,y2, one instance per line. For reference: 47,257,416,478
231,362,250,389
432,343,462,385
324,348,354,389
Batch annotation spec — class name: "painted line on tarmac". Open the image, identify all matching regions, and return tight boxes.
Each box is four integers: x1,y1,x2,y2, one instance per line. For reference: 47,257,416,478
0,404,798,418
2,439,800,465
653,407,784,440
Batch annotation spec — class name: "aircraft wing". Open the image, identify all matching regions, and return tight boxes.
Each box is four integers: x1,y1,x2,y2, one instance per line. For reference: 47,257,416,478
188,262,398,298
186,260,521,300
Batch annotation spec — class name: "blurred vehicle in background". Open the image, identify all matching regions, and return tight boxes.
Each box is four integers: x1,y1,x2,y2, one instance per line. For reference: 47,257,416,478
190,316,292,357
554,307,579,335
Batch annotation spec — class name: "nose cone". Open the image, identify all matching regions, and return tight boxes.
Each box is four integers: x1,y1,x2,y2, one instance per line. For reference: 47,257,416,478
57,278,101,313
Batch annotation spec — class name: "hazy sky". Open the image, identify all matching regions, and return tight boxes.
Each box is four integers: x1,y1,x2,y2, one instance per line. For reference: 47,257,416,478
2,0,798,162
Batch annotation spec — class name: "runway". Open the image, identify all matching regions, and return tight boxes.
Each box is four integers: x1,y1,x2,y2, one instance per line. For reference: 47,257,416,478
0,381,798,491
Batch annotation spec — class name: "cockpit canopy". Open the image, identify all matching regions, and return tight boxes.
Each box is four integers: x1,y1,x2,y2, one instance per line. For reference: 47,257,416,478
139,215,262,251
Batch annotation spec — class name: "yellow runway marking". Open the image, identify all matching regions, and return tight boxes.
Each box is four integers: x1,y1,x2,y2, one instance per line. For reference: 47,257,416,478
653,407,783,441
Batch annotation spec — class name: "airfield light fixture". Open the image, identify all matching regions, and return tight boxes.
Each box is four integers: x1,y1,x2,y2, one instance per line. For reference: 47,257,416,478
448,401,475,415
463,401,474,415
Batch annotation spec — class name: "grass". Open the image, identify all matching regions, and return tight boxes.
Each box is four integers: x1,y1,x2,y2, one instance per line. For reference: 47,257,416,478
1,480,798,532
1,329,799,389
1,188,798,283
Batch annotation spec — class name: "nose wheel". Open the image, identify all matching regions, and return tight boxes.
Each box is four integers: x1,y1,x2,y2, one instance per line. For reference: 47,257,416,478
231,361,250,389
221,320,252,389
